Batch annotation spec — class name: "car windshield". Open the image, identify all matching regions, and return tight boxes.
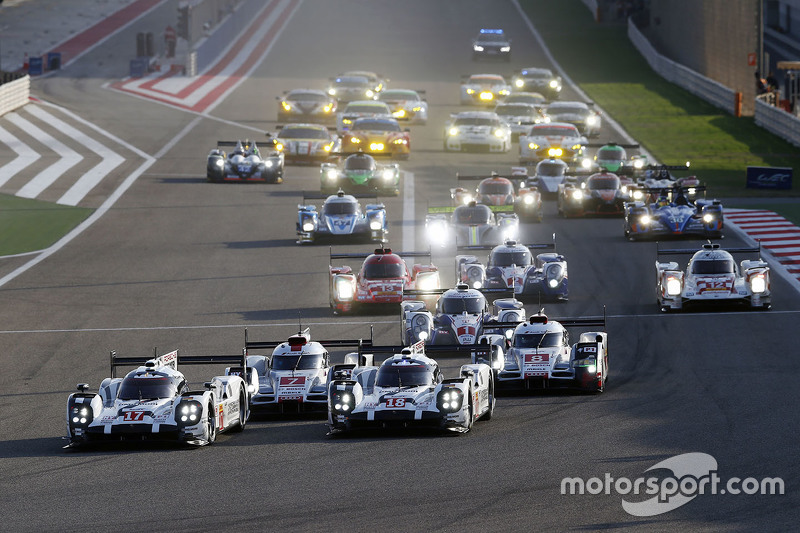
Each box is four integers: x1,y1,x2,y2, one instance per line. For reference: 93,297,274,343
345,155,375,171
691,259,735,274
496,104,536,116
441,295,486,314
335,78,368,87
588,176,620,190
454,205,491,224
491,250,531,267
345,104,387,114
513,332,563,348
290,92,326,101
272,353,324,370
454,117,499,127
479,182,512,195
353,119,400,132
117,376,177,400
470,76,503,84
375,364,432,388
537,161,566,177
363,260,405,279
521,70,551,79
549,105,587,115
531,126,578,138
379,91,418,101
280,127,329,140
506,95,545,105
324,201,358,215
597,148,625,161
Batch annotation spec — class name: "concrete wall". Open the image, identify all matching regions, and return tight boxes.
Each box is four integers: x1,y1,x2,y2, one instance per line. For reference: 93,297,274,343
0,74,30,117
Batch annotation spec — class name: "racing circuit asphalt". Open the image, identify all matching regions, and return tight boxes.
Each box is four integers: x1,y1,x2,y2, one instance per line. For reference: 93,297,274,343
1,1,798,531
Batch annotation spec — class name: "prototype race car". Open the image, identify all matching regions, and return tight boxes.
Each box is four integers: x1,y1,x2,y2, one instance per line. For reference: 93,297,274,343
444,111,511,153
320,151,400,195
277,89,337,123
66,349,251,448
275,123,340,164
243,328,372,414
296,190,388,244
455,239,568,301
378,89,428,124
511,67,562,100
426,201,520,247
655,243,771,312
460,74,512,105
519,123,587,165
340,117,411,159
328,247,441,314
472,28,512,61
623,185,724,240
326,74,376,103
207,139,283,183
581,142,647,174
494,102,548,141
637,163,697,190
545,101,602,137
494,312,608,391
327,341,494,433
450,173,542,222
557,170,638,217
337,100,393,132
512,157,570,196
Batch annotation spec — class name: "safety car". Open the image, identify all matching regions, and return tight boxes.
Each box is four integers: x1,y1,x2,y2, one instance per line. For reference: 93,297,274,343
450,172,542,222
337,100,393,133
425,201,519,247
472,28,511,61
557,170,638,217
511,67,562,100
326,74,376,103
545,101,602,137
275,123,340,164
320,151,400,195
327,341,495,433
378,89,428,124
276,89,337,123
206,139,283,183
444,111,511,153
340,117,411,160
494,102,549,141
296,190,388,244
495,311,608,392
655,243,771,312
66,349,251,448
460,74,512,106
518,123,587,165
328,247,441,314
623,185,723,240
455,238,568,301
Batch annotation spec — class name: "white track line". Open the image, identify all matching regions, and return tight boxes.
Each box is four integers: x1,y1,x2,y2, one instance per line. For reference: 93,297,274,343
25,105,125,206
0,125,41,187
5,112,83,199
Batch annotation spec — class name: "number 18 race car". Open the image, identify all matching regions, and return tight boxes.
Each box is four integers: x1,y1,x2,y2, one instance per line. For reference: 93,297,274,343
655,243,771,312
66,350,251,448
327,341,494,433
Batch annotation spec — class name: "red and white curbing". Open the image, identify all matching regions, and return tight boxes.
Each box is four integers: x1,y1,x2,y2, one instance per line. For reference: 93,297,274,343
726,208,800,291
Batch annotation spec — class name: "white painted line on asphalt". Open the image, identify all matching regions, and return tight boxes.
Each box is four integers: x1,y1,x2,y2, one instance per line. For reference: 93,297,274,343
25,105,125,206
402,170,415,251
5,112,83,199
0,125,41,187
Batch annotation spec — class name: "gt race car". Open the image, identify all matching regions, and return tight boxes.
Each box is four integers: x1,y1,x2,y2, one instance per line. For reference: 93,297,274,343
326,75,377,103
242,328,373,414
340,117,411,160
494,102,549,141
339,70,388,94
496,312,608,392
623,185,724,240
66,349,251,448
451,173,542,222
378,89,428,124
557,171,638,217
460,74,512,105
207,139,283,183
328,341,494,433
277,89,337,123
275,124,340,164
455,238,568,301
655,243,771,312
320,151,400,195
444,111,511,153
519,123,587,165
328,247,441,314
296,190,388,244
425,201,520,247
337,100,394,133
511,67,562,100
472,28,511,61
544,101,602,137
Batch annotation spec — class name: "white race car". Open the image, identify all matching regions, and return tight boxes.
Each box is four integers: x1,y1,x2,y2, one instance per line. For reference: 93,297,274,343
66,350,252,448
494,312,608,392
327,341,495,433
460,73,512,105
656,243,771,312
444,111,511,153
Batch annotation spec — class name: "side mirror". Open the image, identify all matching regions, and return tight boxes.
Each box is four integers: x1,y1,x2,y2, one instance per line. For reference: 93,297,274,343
77,383,90,392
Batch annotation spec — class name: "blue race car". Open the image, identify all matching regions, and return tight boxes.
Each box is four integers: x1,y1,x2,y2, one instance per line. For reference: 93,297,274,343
296,190,387,244
623,185,723,241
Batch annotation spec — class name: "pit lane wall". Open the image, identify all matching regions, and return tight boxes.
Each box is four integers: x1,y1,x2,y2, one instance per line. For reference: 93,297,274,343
0,73,30,117
755,94,800,147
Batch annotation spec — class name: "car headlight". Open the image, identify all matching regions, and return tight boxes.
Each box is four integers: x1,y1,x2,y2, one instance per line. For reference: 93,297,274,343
505,329,513,339
392,138,407,145
545,263,563,287
369,219,382,230
415,272,439,291
633,190,644,200
275,143,284,151
473,45,484,52
437,389,463,412
302,221,314,232
571,144,582,150
393,109,406,118
500,46,511,52
665,276,682,296
479,92,494,100
323,143,333,152
326,169,338,181
572,190,583,200
265,160,273,168
328,88,336,96
349,137,361,144
365,90,374,98
466,88,476,95
342,118,352,125
581,158,592,169
370,142,385,151
382,168,395,181
70,404,93,426
587,364,597,374
621,185,628,194
547,148,563,157
335,278,354,300
214,158,224,168
494,128,506,138
412,106,422,112
548,278,559,288
586,116,598,126
514,79,524,88
549,80,559,88
702,213,714,223
523,195,534,205
323,104,333,113
448,127,459,136
177,400,203,426
332,390,354,413
499,89,510,96
418,330,429,341
528,142,539,150
633,159,644,169
750,274,766,294
281,101,291,111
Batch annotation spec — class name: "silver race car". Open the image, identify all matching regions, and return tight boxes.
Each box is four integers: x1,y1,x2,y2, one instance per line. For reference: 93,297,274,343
297,190,388,244
425,201,519,247
277,88,337,124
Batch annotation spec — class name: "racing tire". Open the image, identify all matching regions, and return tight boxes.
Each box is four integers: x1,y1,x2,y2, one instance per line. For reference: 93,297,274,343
205,404,217,444
481,380,495,421
464,387,474,432
232,389,247,432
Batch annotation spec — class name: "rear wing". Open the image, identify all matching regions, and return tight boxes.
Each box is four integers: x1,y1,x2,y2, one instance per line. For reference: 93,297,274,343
456,173,516,182
457,233,557,253
403,287,514,298
427,205,515,214
364,343,494,361
657,242,761,257
585,142,640,149
329,151,393,158
110,349,247,379
302,190,379,201
640,184,707,195
330,247,431,261
492,308,607,331
243,327,374,353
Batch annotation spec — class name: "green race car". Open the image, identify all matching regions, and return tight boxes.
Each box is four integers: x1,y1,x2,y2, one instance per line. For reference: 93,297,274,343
320,151,400,195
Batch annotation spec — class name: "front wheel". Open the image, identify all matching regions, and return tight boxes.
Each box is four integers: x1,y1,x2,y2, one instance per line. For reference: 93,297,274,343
232,390,247,432
205,404,217,444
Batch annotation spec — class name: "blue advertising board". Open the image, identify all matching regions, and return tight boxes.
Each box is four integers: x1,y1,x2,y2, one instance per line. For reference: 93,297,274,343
746,166,792,190
27,56,44,76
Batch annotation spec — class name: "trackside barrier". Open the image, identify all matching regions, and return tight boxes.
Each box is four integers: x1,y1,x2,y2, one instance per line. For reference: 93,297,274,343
627,19,736,115
0,73,30,117
754,95,800,147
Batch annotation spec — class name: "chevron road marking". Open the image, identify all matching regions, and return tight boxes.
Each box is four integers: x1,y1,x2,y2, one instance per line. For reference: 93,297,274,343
0,125,41,187
726,208,800,287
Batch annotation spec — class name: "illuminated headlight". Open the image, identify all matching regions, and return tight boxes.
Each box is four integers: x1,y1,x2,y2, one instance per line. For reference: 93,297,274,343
323,143,333,152
505,329,513,339
473,45,484,52
412,106,422,112
702,213,714,223
633,190,644,200
549,80,559,88
214,158,224,168
381,169,394,181
688,187,697,196
365,90,374,98
548,278,559,288
581,158,592,169
479,91,494,100
633,159,644,169
498,89,510,96
587,364,597,374
571,190,584,200
369,219,382,230
302,221,314,232
326,169,338,181
328,88,336,96
545,263,563,287
494,128,506,138
665,277,682,296
514,79,524,88
640,214,652,225
472,281,482,289
750,274,766,294
461,194,474,205
323,104,333,113
70,405,92,425
392,138,407,145
500,46,511,52
466,88,476,95
449,127,459,136
265,160,273,168
415,272,439,291
370,142,385,151
523,195,534,205
528,142,539,150
332,391,354,412
571,144,582,150
342,118,352,125
437,389,463,412
548,148,563,157
586,116,598,126
418,331,429,341
275,143,284,151
177,400,202,426
281,101,291,111
335,278,355,300
349,137,361,144
621,186,628,194
393,109,406,118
